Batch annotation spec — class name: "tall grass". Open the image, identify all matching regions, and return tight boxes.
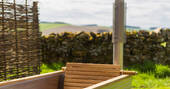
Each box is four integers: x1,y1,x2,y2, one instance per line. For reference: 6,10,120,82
126,61,170,89
132,73,170,89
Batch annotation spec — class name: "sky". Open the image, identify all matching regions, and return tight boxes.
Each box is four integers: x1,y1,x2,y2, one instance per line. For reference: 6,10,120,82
37,0,170,29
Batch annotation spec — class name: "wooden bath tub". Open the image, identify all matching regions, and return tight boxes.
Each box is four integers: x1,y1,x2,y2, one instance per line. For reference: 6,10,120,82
0,63,136,89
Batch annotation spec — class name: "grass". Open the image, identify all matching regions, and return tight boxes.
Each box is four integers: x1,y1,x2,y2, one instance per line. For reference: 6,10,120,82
126,62,170,89
132,73,170,89
40,62,170,89
40,23,68,32
40,62,64,74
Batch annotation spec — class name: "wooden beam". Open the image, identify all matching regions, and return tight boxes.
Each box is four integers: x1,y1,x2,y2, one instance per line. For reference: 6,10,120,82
113,0,126,69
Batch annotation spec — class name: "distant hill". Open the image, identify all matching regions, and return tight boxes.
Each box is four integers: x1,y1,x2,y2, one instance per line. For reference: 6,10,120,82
126,25,141,30
40,23,69,31
40,21,50,23
82,24,98,27
40,21,69,24
40,22,156,35
41,25,112,35
54,22,68,24
150,27,158,30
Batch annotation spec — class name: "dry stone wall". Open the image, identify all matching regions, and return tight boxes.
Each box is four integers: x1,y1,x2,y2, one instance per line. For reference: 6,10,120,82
42,29,170,66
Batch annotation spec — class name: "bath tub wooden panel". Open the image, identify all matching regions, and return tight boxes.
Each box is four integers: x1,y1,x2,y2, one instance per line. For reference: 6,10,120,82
0,63,136,89
84,75,132,89
0,71,64,89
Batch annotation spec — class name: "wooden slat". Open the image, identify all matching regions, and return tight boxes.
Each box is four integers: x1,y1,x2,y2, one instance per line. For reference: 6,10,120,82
64,63,121,89
84,75,131,89
0,71,64,89
64,82,92,87
65,71,120,77
64,86,82,89
65,79,103,84
66,67,120,72
65,75,111,81
67,63,120,69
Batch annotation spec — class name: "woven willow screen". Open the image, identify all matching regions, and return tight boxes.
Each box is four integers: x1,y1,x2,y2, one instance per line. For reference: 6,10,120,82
0,0,41,81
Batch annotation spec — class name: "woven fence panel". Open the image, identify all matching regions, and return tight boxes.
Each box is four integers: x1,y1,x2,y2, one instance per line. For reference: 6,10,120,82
0,0,41,81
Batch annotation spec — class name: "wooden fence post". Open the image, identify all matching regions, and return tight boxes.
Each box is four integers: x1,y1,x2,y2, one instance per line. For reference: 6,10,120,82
113,0,126,70
1,0,7,80
33,1,41,74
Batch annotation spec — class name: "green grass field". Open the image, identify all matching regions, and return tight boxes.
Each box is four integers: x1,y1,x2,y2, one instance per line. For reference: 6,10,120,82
40,63,170,89
132,73,170,89
40,23,68,32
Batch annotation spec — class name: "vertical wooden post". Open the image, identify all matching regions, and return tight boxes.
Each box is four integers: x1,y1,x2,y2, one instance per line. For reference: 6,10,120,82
113,0,126,70
33,2,41,74
25,0,31,76
1,0,7,80
13,0,19,78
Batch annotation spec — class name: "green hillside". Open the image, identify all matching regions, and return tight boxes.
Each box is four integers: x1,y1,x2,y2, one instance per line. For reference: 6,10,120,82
40,23,69,31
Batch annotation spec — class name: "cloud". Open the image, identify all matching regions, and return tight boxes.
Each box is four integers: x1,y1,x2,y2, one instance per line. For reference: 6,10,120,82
126,0,170,28
38,0,170,28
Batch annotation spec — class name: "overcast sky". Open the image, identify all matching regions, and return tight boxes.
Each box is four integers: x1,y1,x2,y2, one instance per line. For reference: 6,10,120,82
37,0,170,29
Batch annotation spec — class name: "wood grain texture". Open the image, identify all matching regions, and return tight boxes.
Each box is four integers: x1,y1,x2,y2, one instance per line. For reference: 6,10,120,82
0,71,64,89
113,0,126,69
84,75,132,89
64,63,121,89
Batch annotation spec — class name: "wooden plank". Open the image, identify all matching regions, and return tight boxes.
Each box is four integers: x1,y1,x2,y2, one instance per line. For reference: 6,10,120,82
65,71,120,77
64,86,82,89
67,63,120,69
66,67,120,72
64,82,92,88
64,79,103,84
0,71,64,89
64,63,121,89
65,75,111,81
84,75,132,89
121,70,137,75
